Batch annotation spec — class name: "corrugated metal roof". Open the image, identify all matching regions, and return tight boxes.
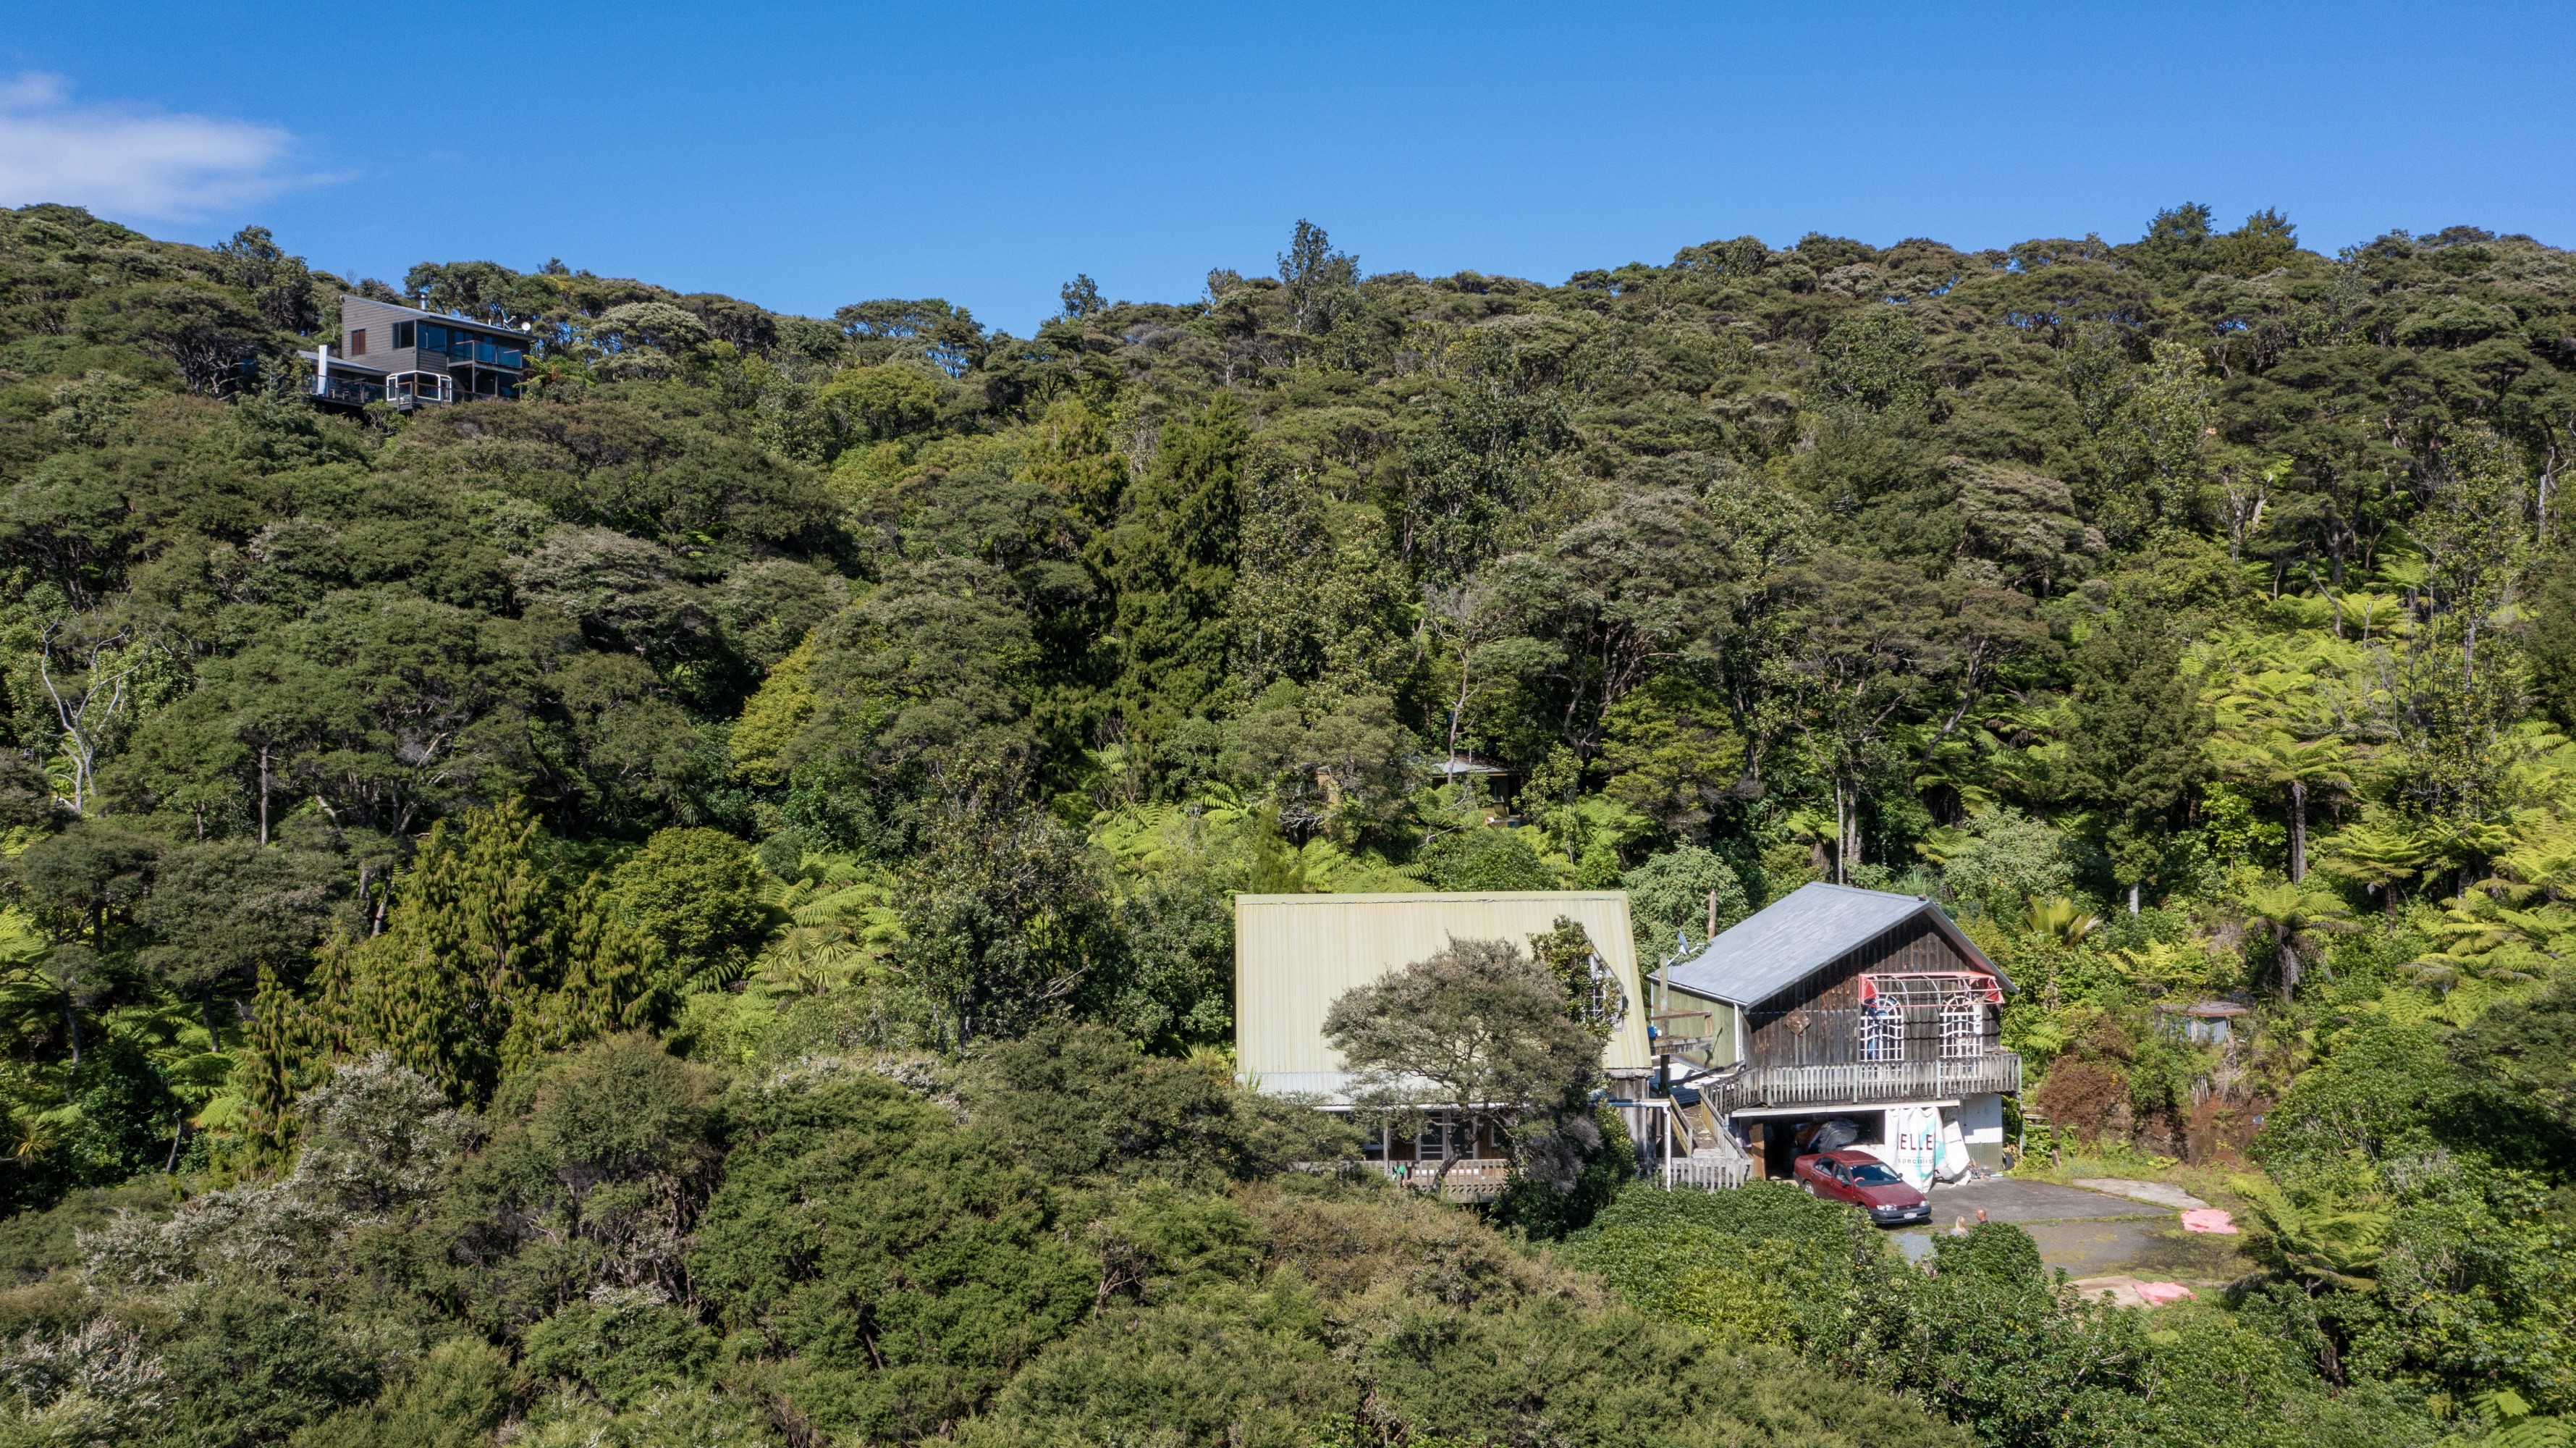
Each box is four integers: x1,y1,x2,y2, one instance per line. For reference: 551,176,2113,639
1234,891,1652,1103
1664,882,1995,1006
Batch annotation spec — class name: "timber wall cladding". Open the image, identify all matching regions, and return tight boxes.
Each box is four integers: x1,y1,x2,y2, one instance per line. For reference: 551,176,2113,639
1742,917,1999,1069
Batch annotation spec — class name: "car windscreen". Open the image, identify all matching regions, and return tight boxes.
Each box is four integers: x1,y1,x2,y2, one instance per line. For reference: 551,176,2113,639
1846,1163,1904,1186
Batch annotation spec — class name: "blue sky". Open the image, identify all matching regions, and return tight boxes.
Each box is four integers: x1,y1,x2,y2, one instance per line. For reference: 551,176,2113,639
5,2,2569,334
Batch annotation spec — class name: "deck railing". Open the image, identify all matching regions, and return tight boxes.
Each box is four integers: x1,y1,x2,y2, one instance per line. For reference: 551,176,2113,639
1702,1052,2022,1113
1365,1158,1512,1203
1660,1153,1753,1190
1367,1150,1752,1200
313,374,382,406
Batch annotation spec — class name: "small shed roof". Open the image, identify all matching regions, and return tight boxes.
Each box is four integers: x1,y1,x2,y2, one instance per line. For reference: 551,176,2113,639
1663,881,2007,1007
1234,891,1652,1103
299,348,387,377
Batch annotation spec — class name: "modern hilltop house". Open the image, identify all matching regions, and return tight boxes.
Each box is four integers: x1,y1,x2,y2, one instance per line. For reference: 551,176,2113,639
303,294,533,409
1655,882,2019,1187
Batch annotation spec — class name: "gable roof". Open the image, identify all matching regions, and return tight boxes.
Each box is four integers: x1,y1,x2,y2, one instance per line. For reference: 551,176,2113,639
1233,892,1654,1102
1662,881,2009,1007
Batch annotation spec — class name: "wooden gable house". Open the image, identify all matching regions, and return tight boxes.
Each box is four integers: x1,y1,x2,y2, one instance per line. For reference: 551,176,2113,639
1656,883,2020,1182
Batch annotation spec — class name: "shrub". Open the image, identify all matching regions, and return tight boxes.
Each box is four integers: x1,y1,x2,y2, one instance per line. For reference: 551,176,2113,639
520,1288,717,1408
609,828,774,993
1621,846,1750,964
284,1337,510,1448
1560,1179,1870,1344
965,1023,1354,1188
290,1054,470,1216
1415,828,1555,891
688,1058,1100,1441
161,1283,379,1448
435,1035,721,1322
1926,1220,2045,1286
2032,1058,2128,1144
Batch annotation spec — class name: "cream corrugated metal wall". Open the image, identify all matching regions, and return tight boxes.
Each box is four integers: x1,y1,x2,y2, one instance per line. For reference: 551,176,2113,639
1234,892,1652,1095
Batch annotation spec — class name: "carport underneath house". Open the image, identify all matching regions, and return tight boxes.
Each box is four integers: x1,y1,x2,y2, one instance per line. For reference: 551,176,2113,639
1722,1098,2008,1182
1652,883,2023,1187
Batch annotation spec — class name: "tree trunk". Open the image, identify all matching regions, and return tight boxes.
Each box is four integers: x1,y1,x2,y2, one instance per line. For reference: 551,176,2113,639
1835,780,1856,884
2128,883,2140,916
258,743,271,846
2288,779,2307,883
1431,1111,1463,1190
1833,782,1846,885
2276,924,2300,1002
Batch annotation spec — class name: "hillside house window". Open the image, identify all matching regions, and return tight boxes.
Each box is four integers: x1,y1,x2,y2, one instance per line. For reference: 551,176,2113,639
1861,1003,1904,1061
392,321,415,348
347,328,366,355
1941,999,1985,1058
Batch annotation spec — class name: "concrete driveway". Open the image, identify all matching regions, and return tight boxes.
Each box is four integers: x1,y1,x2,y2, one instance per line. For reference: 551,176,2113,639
1889,1178,2249,1282
1920,1179,2165,1225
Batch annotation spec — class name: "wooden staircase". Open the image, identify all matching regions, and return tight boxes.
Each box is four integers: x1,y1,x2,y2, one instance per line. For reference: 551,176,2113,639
1657,1094,1754,1190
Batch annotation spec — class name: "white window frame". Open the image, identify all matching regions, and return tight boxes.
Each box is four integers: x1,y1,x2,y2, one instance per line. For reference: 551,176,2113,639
1940,998,1985,1058
1861,1003,1905,1062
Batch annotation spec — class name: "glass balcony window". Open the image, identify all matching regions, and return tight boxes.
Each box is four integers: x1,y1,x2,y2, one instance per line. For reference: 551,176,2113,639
413,324,525,370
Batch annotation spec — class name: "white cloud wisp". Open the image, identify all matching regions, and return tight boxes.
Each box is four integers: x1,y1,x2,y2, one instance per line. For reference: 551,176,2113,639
0,72,309,221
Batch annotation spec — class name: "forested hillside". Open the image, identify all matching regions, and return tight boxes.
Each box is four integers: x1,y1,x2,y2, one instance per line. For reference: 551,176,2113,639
0,199,2572,1446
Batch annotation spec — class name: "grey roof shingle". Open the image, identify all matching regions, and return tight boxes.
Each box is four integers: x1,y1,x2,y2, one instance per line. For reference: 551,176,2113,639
1661,882,1998,1006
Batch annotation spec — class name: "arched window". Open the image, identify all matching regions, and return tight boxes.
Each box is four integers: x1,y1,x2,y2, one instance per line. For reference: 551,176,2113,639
1940,998,1985,1058
1862,1003,1905,1061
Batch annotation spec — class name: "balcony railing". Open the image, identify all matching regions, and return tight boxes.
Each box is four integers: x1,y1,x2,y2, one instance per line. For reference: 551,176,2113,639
386,371,455,407
313,375,381,407
1702,1051,2022,1114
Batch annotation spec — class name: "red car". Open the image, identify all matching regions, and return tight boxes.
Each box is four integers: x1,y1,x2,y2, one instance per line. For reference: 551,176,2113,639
1794,1150,1930,1226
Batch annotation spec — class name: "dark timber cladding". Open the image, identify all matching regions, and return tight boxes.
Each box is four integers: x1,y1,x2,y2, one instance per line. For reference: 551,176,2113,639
1739,913,1996,1068
1663,881,2013,1072
306,295,533,409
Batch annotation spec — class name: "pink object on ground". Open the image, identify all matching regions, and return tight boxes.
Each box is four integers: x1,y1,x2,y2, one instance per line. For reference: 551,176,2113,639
2180,1208,2237,1234
2136,1281,2193,1305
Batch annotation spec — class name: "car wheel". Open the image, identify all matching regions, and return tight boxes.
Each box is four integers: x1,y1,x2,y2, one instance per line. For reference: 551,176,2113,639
1802,1182,1817,1197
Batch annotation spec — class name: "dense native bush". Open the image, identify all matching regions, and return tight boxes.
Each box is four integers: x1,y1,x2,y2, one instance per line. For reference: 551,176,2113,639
7,198,2576,1443
1565,1181,2463,1447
